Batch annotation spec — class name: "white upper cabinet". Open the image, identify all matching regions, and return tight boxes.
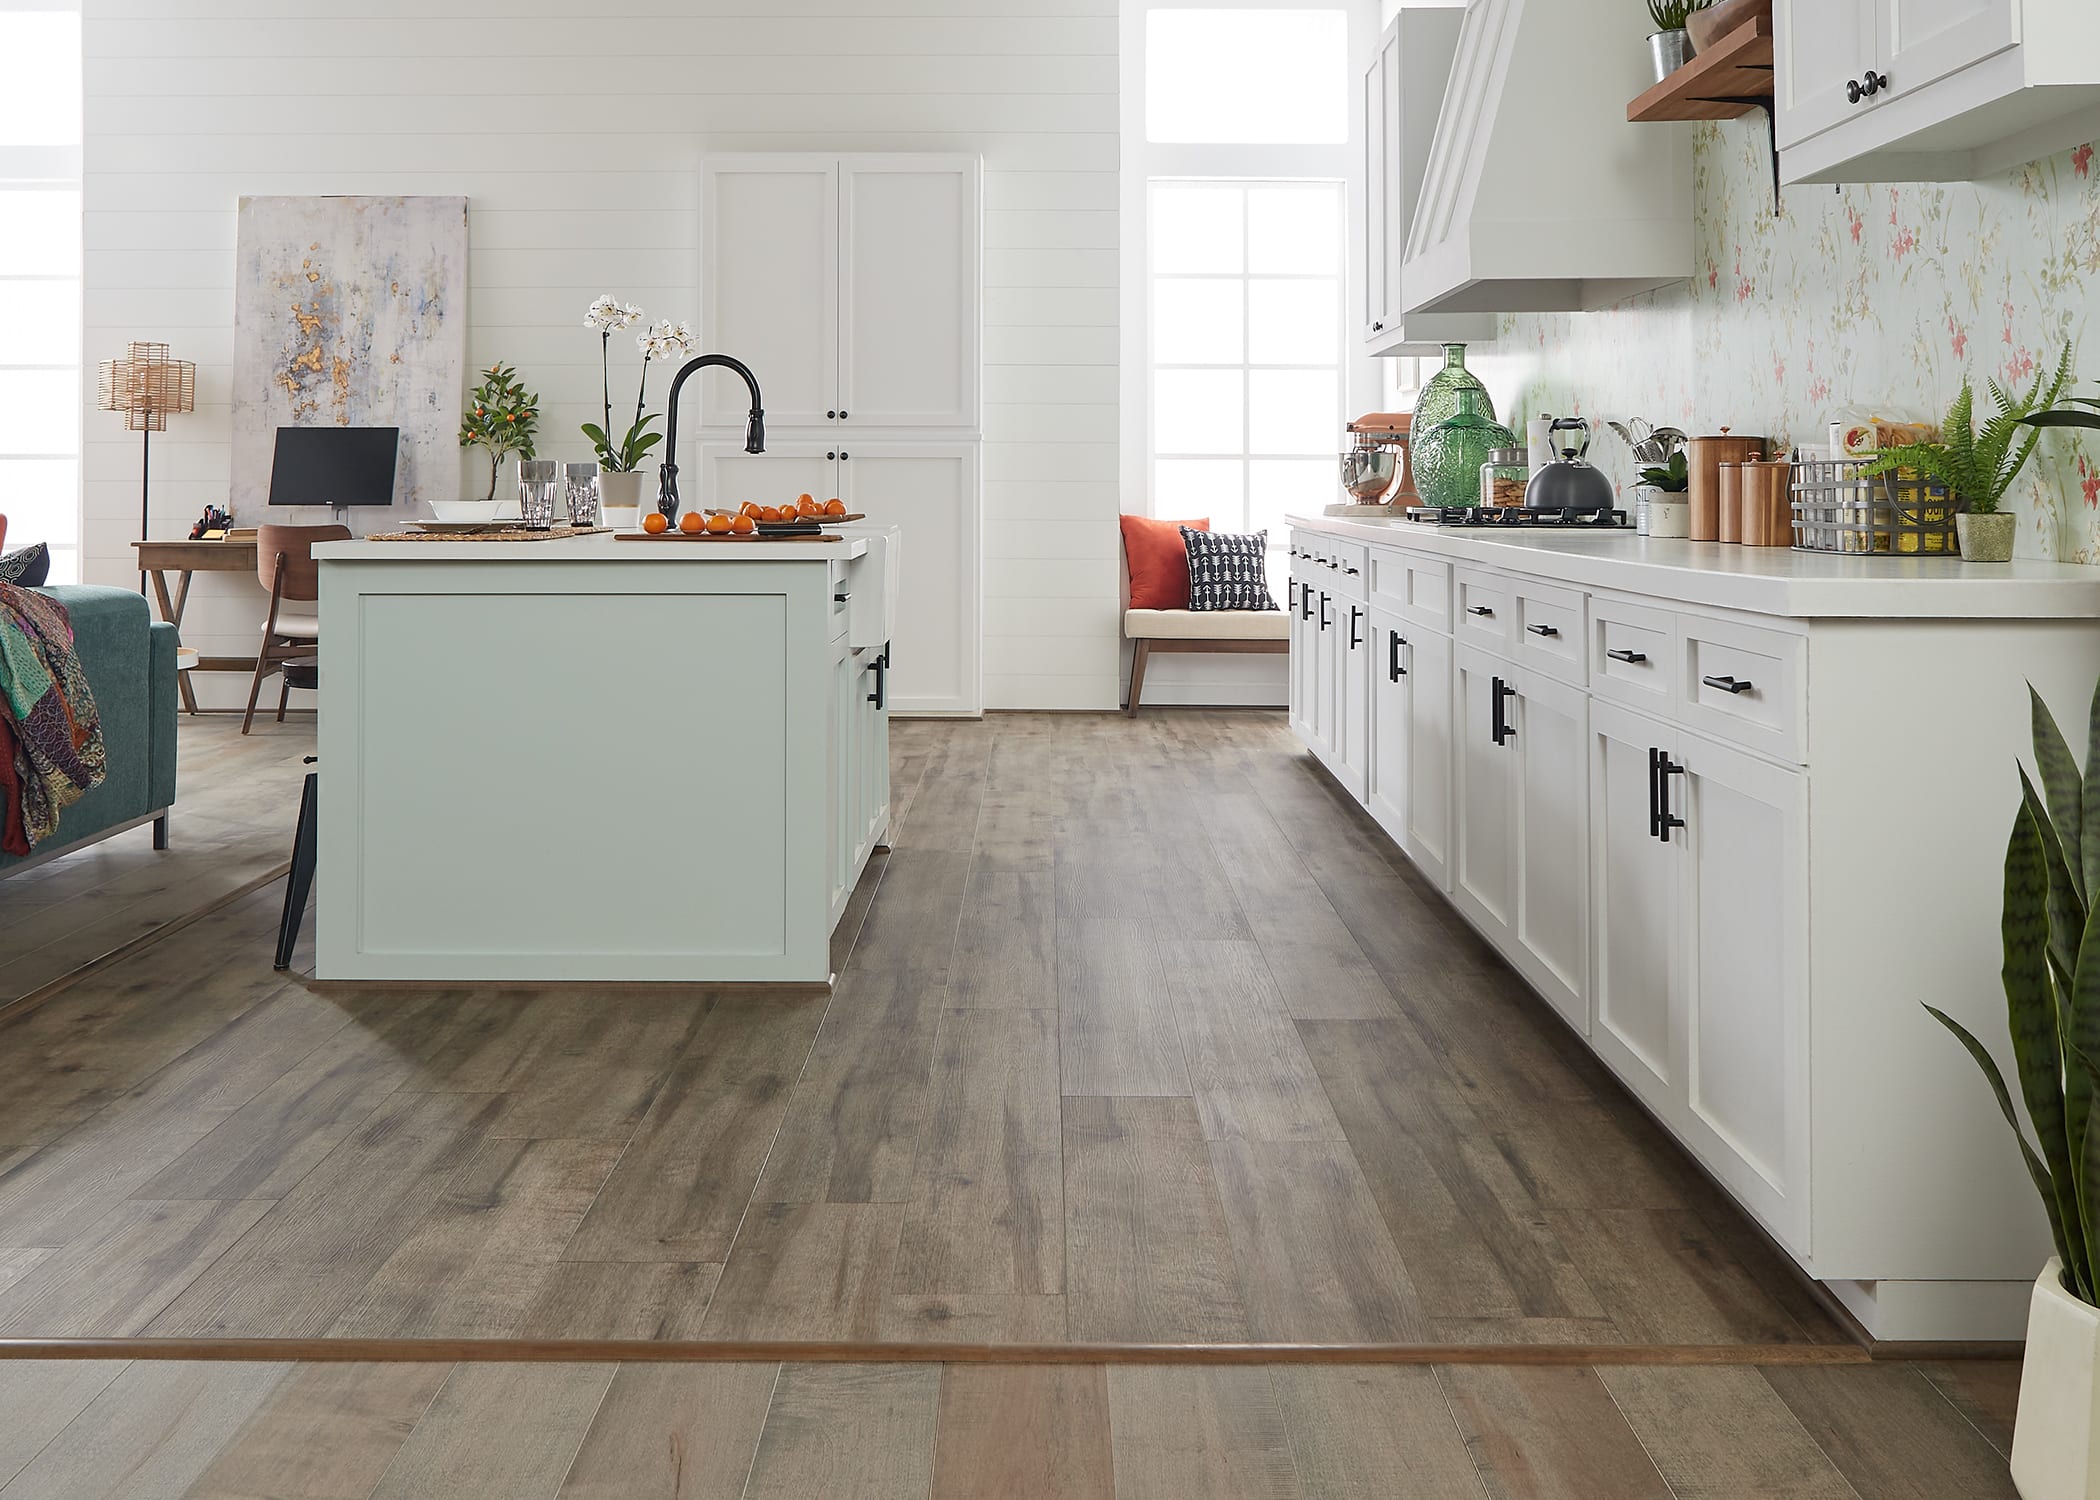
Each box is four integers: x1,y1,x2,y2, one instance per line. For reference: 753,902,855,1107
1777,0,2100,183
701,154,980,433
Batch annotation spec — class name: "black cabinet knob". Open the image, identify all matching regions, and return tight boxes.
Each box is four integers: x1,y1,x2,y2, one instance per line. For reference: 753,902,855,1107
1371,321,1384,332
1862,71,1887,96
840,451,850,461
1847,78,1864,103
827,451,837,460
839,410,849,419
827,409,837,419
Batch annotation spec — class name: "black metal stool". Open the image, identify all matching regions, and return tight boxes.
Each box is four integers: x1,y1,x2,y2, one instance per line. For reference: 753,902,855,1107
275,743,319,972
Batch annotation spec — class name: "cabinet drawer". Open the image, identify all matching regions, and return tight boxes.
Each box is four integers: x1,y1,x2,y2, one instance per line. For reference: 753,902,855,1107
1590,597,1675,715
1369,545,1452,633
1455,567,1513,655
1512,580,1586,685
1678,616,1805,763
1292,536,1367,600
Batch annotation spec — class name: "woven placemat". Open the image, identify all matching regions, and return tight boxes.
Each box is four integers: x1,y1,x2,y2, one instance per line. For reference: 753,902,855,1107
365,525,613,542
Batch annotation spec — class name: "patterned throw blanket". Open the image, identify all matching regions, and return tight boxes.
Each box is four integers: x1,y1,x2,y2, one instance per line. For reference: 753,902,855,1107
0,583,106,855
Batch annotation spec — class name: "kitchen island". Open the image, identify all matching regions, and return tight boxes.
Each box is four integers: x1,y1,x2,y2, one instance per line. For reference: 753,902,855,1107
313,530,893,986
1289,511,2100,1342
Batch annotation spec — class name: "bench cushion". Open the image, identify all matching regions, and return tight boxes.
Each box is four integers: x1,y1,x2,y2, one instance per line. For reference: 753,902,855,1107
1125,607,1290,642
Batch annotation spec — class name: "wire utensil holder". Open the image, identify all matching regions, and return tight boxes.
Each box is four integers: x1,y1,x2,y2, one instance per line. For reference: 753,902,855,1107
1790,456,1960,555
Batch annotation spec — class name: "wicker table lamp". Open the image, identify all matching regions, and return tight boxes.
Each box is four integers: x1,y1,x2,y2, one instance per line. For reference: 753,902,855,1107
98,341,196,591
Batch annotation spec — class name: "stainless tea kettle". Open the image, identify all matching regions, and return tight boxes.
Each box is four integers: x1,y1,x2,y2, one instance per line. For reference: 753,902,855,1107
1523,416,1615,512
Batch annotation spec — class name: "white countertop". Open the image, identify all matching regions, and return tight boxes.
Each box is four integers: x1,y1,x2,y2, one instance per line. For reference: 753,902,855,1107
315,532,868,563
1289,513,2100,619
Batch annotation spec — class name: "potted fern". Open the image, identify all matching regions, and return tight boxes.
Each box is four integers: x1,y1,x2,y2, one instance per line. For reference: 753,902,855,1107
1645,0,1710,82
1866,343,2074,562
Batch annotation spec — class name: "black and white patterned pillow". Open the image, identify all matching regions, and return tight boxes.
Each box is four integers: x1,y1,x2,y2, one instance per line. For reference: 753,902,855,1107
0,543,49,588
1180,528,1276,612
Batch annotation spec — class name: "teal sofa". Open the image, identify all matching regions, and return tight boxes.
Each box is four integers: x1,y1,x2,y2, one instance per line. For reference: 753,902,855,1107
0,585,178,875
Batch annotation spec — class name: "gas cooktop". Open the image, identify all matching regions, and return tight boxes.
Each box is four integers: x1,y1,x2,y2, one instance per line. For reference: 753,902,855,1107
1405,505,1631,529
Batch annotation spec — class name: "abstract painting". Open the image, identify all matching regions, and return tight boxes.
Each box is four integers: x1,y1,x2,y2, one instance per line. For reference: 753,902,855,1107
230,195,468,523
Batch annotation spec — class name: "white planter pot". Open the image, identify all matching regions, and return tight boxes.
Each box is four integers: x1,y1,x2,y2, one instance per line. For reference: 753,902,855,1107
597,469,646,530
1958,510,2017,562
430,498,520,522
2013,1258,2100,1500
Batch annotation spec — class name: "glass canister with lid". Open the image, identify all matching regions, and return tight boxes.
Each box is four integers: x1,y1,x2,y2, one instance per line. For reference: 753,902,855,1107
1479,447,1529,510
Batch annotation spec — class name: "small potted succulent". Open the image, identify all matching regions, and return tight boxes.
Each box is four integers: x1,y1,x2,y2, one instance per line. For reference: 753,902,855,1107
1645,0,1711,82
445,363,540,520
1867,342,2075,562
1636,451,1690,537
1932,678,2100,1499
581,296,694,525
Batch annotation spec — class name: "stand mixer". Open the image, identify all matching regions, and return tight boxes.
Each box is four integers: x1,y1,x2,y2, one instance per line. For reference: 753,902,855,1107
1336,414,1415,508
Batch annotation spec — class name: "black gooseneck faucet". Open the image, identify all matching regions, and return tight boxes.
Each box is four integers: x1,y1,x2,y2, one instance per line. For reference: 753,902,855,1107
656,353,765,518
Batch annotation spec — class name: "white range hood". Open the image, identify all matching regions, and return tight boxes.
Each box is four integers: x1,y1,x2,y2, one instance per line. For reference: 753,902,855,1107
1400,0,1693,315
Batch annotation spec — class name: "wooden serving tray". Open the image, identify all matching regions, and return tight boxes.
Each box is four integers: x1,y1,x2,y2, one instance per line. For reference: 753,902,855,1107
616,531,845,543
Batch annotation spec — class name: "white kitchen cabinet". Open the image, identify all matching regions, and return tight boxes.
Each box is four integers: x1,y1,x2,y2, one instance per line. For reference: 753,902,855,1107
1452,644,1516,948
1367,605,1410,840
1369,605,1456,890
1510,667,1589,1031
1777,0,2100,184
828,635,893,927
699,158,839,431
1337,595,1372,799
1589,701,1679,1114
1359,9,1492,354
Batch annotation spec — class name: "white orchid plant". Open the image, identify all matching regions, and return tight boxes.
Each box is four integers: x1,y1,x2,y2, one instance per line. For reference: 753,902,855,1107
581,297,695,473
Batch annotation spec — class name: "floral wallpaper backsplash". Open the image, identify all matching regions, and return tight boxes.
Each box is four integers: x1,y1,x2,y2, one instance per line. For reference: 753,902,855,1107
1468,117,2100,562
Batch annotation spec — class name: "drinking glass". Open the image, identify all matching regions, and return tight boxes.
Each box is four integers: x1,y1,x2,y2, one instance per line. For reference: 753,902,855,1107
564,461,600,528
518,460,559,530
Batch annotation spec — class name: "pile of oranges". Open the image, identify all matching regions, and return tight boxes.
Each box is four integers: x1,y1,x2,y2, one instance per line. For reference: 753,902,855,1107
639,493,849,536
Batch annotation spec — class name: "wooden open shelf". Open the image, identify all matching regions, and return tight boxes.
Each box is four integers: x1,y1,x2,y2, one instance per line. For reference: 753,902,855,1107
1628,15,1774,122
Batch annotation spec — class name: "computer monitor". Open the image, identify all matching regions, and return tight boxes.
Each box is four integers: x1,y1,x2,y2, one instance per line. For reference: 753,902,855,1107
266,426,400,509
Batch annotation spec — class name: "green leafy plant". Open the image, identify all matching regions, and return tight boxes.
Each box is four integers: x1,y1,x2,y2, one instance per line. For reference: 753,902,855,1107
1646,0,1709,31
458,364,540,501
1637,452,1689,493
2016,377,2100,444
1928,677,2100,1308
1866,342,2076,514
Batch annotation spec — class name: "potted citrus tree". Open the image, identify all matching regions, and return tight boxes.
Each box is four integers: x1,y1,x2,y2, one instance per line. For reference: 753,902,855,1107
448,363,540,520
1931,677,2100,1498
1867,343,2074,562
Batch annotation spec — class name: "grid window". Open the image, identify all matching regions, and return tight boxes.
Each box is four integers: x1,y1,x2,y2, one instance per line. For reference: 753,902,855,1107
1148,179,1343,541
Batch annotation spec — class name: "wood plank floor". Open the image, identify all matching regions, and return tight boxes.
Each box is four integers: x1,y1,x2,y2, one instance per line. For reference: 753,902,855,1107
0,709,1856,1349
0,1356,2022,1498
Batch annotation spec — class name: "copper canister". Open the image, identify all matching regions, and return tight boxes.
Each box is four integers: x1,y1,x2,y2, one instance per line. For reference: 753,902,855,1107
1717,463,1745,544
1688,432,1763,541
1738,456,1795,546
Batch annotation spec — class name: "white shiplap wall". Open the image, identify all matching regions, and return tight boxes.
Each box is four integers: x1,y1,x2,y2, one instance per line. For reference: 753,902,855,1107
81,0,1120,711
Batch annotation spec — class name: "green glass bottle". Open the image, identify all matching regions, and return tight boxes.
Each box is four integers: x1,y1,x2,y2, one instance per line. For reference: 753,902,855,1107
1412,386,1516,510
1410,342,1497,434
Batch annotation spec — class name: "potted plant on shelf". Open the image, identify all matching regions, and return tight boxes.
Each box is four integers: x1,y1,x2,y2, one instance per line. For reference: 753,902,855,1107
1866,343,2075,562
580,296,694,525
1645,0,1711,83
445,364,540,520
1931,679,2100,1499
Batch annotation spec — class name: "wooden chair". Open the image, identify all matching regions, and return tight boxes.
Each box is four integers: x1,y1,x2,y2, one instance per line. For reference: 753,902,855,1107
242,523,348,734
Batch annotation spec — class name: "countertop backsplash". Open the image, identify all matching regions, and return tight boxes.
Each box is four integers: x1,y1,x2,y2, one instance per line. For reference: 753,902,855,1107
1467,115,2100,562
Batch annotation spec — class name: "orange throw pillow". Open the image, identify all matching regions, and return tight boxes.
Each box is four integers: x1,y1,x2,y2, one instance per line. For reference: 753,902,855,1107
1120,515,1209,610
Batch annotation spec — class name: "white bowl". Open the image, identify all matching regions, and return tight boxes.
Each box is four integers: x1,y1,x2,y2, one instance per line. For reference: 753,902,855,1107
430,498,521,522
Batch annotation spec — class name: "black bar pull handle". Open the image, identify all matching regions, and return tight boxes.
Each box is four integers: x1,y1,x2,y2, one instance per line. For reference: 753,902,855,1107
1702,674,1754,694
1491,677,1517,746
1318,594,1330,631
1526,623,1559,638
1389,631,1406,682
1647,746,1662,839
1288,580,1298,611
867,650,888,710
1657,753,1686,840
1348,607,1362,650
1607,648,1648,664
1300,585,1314,622
1467,605,1495,617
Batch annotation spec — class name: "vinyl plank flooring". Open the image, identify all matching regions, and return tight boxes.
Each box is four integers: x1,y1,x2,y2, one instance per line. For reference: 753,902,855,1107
1271,1367,1487,1499
0,1198,271,1337
740,1363,940,1500
182,1363,450,1500
1598,1366,1860,1499
1208,1137,1428,1343
515,1261,722,1341
1157,939,1344,1145
0,1360,290,1500
1436,1365,1673,1500
931,1366,1113,1500
1545,1208,1820,1345
0,1248,49,1299
833,849,972,983
878,1292,1069,1344
1061,1095,1249,1344
895,1006,1063,1297
367,1364,616,1500
700,1202,904,1342
753,969,944,1205
948,870,1056,1008
1763,1364,2021,1499
145,1090,511,1338
890,725,991,856
563,993,825,1264
1917,1360,2023,1459
1297,1018,1606,1328
1056,918,1190,1098
555,1364,779,1500
1106,1366,1301,1500
329,1136,624,1338
0,1361,128,1492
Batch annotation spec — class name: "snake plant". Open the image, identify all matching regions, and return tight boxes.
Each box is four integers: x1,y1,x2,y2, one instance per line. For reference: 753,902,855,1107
1645,0,1709,32
1929,676,2100,1307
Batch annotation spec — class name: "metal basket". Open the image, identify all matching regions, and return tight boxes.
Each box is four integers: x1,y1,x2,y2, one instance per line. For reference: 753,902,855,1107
1790,457,1960,554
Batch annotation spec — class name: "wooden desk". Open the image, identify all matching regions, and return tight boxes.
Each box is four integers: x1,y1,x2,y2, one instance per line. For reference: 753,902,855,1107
132,538,260,714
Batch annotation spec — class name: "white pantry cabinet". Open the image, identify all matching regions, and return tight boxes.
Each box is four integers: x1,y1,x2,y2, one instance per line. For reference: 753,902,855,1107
1288,514,2100,1342
1776,0,2100,183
